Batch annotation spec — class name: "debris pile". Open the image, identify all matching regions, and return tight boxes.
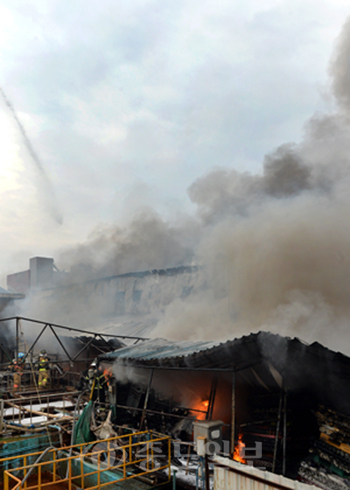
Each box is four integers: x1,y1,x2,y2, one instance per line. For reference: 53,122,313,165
298,406,350,489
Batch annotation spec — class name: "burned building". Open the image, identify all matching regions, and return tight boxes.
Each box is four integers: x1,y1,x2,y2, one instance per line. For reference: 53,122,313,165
97,332,350,488
0,315,350,489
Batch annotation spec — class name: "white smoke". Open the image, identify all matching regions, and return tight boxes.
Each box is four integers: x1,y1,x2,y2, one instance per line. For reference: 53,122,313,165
153,18,350,353
9,18,350,355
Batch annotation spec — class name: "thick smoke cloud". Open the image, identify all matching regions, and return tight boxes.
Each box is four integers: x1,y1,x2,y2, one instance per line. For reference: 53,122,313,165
11,18,350,354
153,19,350,351
58,210,199,281
155,112,350,349
187,143,313,224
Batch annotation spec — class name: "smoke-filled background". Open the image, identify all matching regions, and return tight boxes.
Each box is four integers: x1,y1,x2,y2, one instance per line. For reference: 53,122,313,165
2,2,350,353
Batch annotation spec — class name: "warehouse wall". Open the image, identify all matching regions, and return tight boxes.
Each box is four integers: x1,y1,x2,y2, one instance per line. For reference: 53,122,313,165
16,266,207,330
214,456,319,490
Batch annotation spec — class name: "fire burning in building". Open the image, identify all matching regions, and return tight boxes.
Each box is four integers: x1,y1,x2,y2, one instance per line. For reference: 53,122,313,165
233,433,246,464
0,316,350,489
95,331,350,485
191,399,209,420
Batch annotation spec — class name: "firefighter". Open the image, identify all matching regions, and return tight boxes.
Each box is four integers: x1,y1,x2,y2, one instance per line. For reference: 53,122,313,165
86,361,97,388
90,365,107,405
9,353,25,393
38,349,50,389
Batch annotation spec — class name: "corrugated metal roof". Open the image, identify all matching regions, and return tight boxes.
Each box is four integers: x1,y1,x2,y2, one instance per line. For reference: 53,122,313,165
100,332,350,414
102,338,219,360
100,331,264,366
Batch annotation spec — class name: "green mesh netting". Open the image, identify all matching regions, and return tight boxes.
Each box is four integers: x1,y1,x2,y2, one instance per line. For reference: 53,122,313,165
73,401,96,445
110,403,117,422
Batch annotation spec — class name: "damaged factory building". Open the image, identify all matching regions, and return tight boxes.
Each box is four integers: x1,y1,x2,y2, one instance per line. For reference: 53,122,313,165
1,259,350,489
92,331,350,490
2,318,350,490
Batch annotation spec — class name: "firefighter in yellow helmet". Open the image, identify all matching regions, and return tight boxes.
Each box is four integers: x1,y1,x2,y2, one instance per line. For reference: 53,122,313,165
38,350,50,389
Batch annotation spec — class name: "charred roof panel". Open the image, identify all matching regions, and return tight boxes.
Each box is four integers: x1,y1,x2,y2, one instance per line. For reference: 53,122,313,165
100,332,350,415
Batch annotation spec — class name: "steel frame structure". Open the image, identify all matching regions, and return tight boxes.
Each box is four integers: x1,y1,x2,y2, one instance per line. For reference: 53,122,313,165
3,430,171,490
0,316,148,366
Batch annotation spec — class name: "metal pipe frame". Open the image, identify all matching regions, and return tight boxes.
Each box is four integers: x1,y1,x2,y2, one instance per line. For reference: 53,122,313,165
206,375,218,420
24,324,48,360
0,357,108,368
15,318,19,360
139,368,154,430
72,335,98,362
0,316,150,367
115,403,231,426
49,324,73,363
0,316,149,341
230,371,235,455
106,361,258,373
282,392,287,476
3,431,172,490
272,390,283,473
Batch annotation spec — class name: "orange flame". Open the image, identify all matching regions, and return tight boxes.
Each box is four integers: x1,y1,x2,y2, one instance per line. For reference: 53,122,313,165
233,434,246,464
191,399,209,420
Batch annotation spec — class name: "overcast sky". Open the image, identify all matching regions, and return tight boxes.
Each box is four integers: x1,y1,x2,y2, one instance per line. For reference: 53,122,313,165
1,0,350,281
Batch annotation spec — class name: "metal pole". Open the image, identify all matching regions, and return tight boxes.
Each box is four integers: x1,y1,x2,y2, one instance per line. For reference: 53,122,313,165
139,369,154,430
272,391,283,473
282,392,287,476
97,334,113,348
172,469,177,490
207,376,218,421
49,325,73,363
0,316,149,341
230,371,235,455
24,324,48,359
15,318,19,359
72,335,97,362
115,403,231,423
104,362,258,373
204,454,210,490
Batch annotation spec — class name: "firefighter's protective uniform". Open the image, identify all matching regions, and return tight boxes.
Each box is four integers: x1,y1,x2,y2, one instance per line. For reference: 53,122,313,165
9,358,24,393
38,350,50,389
89,366,107,404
